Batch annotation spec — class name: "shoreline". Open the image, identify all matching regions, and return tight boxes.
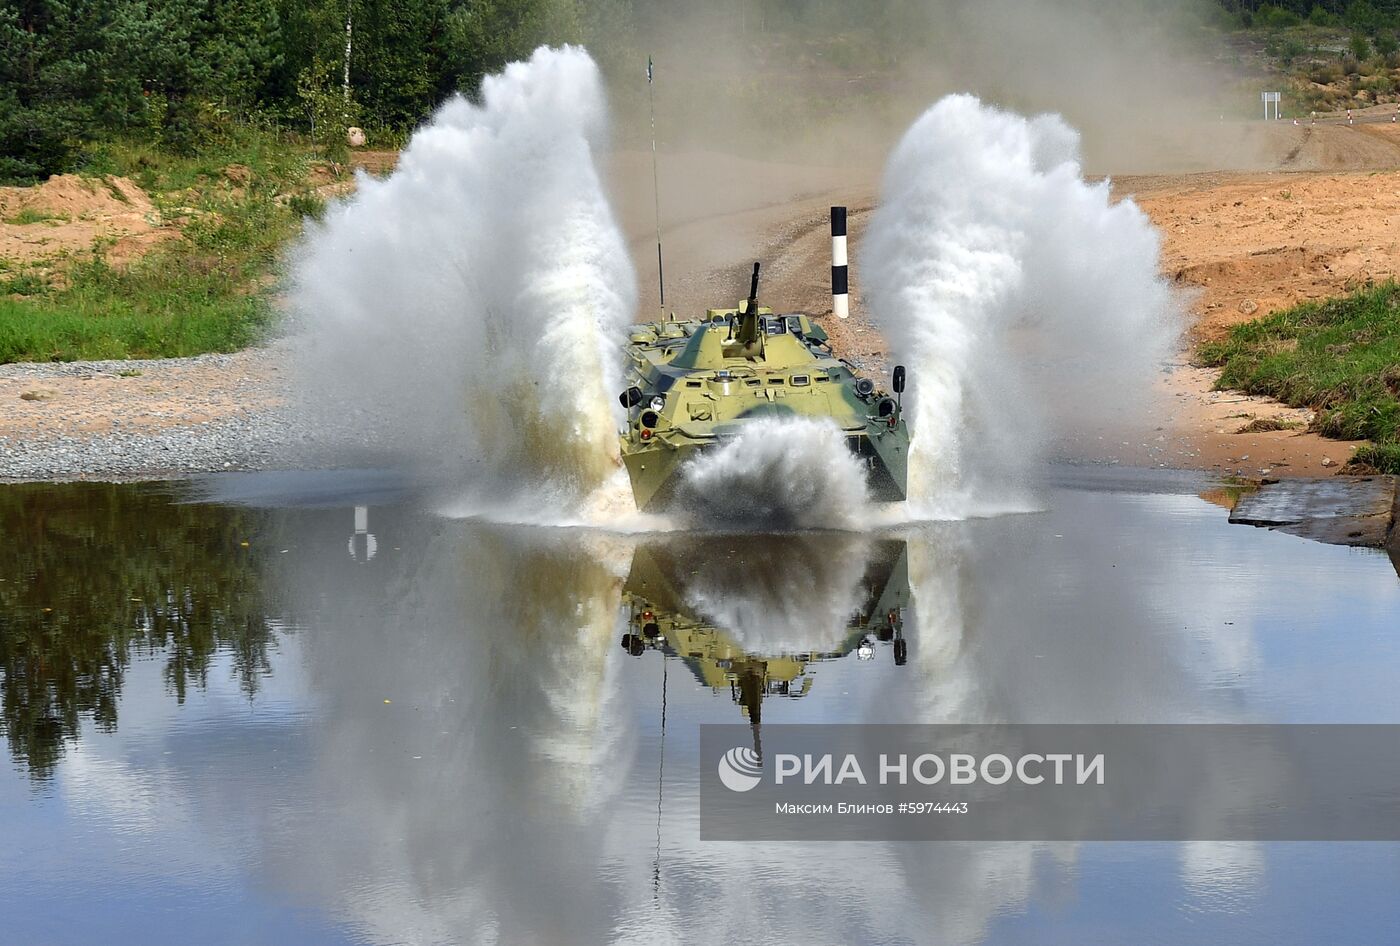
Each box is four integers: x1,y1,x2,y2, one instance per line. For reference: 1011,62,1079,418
6,143,1398,486
0,346,295,482
0,342,1366,486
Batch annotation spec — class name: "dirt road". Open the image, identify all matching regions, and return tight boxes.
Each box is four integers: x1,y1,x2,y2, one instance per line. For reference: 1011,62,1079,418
607,118,1400,480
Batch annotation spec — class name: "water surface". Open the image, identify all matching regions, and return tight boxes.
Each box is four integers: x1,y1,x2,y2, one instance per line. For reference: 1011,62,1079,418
2,470,1398,945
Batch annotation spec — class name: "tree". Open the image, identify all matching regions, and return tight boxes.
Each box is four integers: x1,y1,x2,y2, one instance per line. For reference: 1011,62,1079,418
0,483,277,779
347,0,451,128
1345,0,1380,31
1310,4,1336,26
0,0,676,176
0,2,101,180
193,0,284,108
97,1,198,140
443,0,575,96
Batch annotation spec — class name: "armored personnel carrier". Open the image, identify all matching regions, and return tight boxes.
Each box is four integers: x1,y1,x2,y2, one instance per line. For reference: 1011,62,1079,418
618,262,910,512
618,535,911,723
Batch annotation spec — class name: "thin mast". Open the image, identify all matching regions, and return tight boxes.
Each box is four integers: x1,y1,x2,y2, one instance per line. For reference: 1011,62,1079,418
653,656,667,897
648,55,666,315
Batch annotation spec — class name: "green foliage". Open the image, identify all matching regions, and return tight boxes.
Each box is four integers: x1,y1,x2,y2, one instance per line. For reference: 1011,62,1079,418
3,208,65,225
1278,35,1308,63
0,3,100,181
196,0,284,104
1198,282,1400,471
348,0,449,129
0,271,49,295
288,191,327,220
0,483,279,777
1224,0,1400,34
1256,3,1303,27
1310,59,1345,82
0,131,307,362
1350,443,1400,472
1363,73,1394,93
1344,0,1379,32
1351,30,1372,58
0,0,288,178
443,0,577,92
0,274,276,362
0,0,644,182
296,64,359,163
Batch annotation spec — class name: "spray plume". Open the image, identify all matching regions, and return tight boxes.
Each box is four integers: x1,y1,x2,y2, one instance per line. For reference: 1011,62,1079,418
290,46,635,518
863,94,1182,518
674,417,871,531
676,532,876,654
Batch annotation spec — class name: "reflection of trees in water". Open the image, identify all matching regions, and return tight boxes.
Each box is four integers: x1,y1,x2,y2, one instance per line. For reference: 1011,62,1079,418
0,483,279,778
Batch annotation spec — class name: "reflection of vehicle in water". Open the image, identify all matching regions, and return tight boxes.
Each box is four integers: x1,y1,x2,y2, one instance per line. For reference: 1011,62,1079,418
619,537,911,723
617,262,910,511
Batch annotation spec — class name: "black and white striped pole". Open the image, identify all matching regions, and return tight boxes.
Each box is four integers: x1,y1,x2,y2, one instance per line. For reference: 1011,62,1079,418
831,205,849,320
348,505,377,563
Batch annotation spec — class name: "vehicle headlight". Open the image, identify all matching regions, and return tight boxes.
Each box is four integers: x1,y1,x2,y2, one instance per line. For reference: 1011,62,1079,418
649,395,665,411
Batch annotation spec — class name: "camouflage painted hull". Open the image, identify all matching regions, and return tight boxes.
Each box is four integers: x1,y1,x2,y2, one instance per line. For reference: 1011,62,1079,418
618,292,911,514
622,417,909,513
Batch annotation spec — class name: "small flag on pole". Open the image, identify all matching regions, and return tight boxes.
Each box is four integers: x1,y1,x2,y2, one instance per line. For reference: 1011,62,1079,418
647,55,653,83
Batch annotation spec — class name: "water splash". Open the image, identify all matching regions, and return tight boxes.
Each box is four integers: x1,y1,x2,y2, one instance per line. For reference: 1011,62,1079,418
863,94,1181,518
672,417,872,531
292,72,1174,530
290,46,635,518
680,541,874,654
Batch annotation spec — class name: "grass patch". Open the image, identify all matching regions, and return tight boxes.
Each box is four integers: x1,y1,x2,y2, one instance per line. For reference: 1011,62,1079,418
286,192,326,221
1351,443,1400,473
0,212,287,361
0,279,274,362
3,208,67,226
1198,282,1400,473
1235,416,1304,434
0,271,49,296
80,129,311,197
0,130,315,363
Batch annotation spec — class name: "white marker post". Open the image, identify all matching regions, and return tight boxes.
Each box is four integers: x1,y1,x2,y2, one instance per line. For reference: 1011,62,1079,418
831,206,849,320
349,505,378,563
1262,91,1281,121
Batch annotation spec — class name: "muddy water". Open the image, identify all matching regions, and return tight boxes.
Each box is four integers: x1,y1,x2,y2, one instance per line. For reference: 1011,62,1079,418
1,469,1398,945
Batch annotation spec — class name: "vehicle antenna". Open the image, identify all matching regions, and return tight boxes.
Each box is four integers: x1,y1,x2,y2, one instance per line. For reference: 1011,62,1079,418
653,655,668,897
647,55,667,319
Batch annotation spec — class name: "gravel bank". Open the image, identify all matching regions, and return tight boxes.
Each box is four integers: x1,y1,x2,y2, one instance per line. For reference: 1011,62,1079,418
0,347,310,481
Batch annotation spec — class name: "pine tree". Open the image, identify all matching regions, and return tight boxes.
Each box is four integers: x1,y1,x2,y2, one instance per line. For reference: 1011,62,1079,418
0,1,102,180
